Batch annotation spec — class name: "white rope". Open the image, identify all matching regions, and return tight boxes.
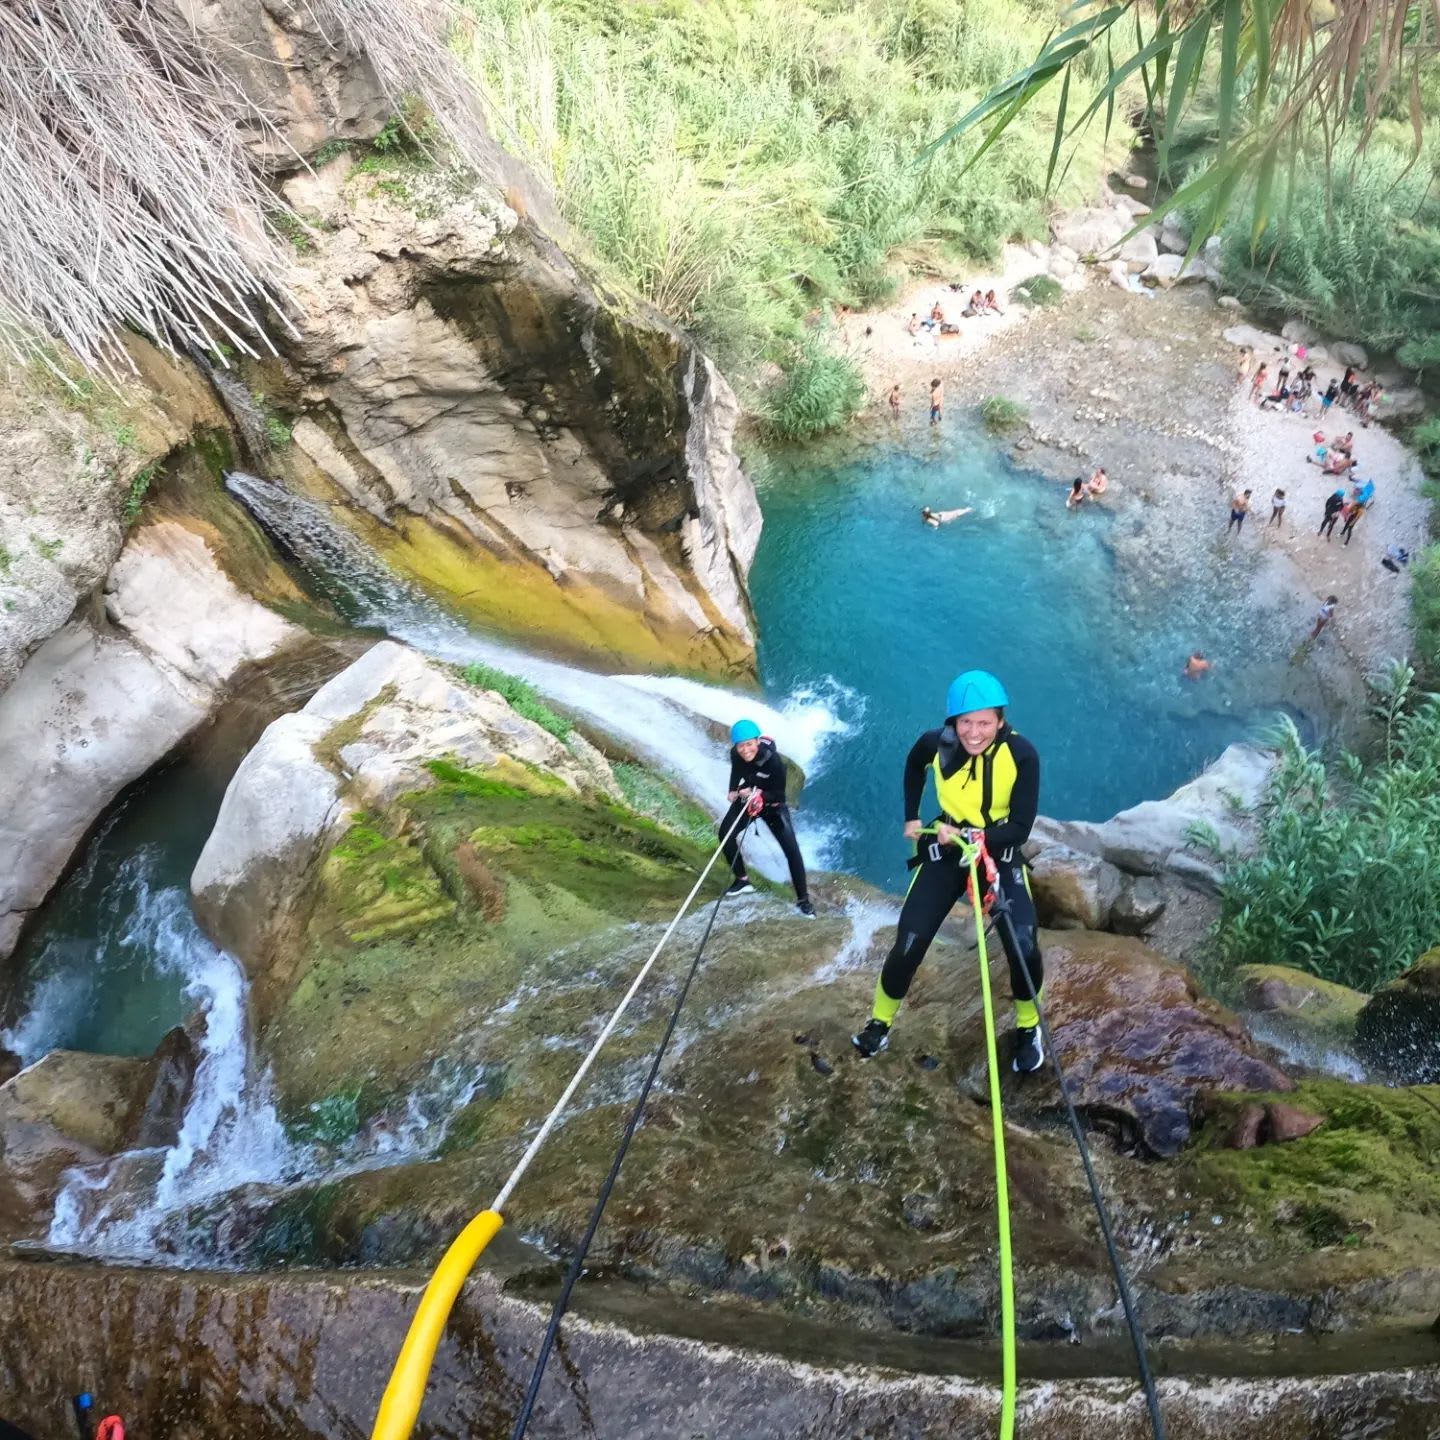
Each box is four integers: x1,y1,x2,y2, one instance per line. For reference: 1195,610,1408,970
489,803,752,1214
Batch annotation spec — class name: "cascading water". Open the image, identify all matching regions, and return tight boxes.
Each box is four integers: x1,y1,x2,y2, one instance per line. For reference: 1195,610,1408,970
224,470,856,872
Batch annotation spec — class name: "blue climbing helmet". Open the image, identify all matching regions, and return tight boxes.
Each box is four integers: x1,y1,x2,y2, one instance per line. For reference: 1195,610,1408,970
730,718,763,744
945,670,1009,719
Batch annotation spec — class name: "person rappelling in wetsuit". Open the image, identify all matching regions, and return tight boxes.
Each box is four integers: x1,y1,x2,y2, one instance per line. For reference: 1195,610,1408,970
720,719,815,917
852,670,1045,1071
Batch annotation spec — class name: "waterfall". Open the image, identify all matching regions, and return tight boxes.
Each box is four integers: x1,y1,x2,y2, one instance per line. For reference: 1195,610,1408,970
224,470,857,872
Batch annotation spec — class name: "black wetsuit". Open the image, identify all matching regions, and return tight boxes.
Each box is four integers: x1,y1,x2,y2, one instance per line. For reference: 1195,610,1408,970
1319,491,1345,538
719,739,809,901
879,726,1043,1013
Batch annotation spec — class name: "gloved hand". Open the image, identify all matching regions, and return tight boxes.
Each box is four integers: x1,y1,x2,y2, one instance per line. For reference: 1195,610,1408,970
744,790,765,818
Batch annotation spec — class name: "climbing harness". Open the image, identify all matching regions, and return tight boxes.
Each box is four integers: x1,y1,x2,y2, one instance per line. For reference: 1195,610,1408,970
370,805,756,1440
509,836,740,1439
959,831,1168,1440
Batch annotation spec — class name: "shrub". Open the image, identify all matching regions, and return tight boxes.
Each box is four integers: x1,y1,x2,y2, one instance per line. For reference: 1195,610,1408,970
460,661,572,741
1210,682,1440,994
980,395,1028,432
122,463,158,527
760,335,865,443
1012,274,1063,307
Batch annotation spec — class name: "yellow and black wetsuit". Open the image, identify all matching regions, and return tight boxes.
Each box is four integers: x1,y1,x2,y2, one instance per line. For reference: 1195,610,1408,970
871,722,1042,1029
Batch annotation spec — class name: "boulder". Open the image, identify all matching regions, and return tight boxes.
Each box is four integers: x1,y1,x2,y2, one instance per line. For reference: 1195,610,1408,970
1114,195,1151,218
1159,222,1188,255
1217,295,1243,310
1223,323,1286,355
1024,839,1123,930
1052,743,1273,880
1049,257,1076,280
1376,385,1426,420
1120,173,1148,193
0,1047,19,1086
1232,964,1366,1049
1144,253,1186,288
1356,947,1440,1083
1052,243,1079,264
1282,319,1322,345
0,523,303,959
1109,875,1167,935
1330,341,1368,370
129,1026,200,1152
0,1050,155,1239
1224,1100,1324,1149
1116,229,1159,273
1017,934,1293,1156
1051,207,1128,258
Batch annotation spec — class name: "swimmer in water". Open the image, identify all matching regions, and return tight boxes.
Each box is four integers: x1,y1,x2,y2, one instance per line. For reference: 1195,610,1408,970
921,506,974,528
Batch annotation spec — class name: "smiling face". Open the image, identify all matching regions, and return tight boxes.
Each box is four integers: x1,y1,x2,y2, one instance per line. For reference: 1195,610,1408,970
736,738,761,763
953,708,1002,755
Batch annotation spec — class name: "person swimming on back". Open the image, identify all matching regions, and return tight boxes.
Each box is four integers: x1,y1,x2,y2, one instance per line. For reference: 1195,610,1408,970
921,506,973,527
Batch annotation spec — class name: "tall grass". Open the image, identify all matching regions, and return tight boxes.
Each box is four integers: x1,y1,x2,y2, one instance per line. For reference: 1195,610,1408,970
1210,674,1440,993
459,0,1114,422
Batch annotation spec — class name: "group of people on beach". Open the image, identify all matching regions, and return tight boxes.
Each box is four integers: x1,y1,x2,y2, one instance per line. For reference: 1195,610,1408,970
1242,346,1385,426
904,288,1005,341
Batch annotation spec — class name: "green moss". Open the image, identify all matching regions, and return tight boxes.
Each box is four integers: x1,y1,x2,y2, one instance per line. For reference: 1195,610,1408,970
612,761,714,845
318,819,456,944
314,687,396,774
1184,1080,1440,1254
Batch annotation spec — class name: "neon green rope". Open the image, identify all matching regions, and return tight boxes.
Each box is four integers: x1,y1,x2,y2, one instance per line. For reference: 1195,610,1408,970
968,850,1017,1440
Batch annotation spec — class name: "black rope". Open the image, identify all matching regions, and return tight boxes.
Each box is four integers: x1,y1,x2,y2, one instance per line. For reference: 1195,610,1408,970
509,829,746,1440
988,902,1168,1440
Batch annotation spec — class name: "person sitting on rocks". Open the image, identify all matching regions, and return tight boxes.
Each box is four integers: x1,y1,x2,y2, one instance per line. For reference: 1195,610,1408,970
1085,466,1108,498
923,300,945,331
983,289,1005,315
962,289,984,317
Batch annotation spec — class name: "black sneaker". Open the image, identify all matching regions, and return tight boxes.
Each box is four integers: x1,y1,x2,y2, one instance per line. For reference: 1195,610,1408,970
1013,1025,1045,1074
852,1018,890,1059
796,898,816,918
725,877,755,897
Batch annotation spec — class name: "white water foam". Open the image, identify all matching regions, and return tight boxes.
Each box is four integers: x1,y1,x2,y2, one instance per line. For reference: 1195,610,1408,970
225,471,858,874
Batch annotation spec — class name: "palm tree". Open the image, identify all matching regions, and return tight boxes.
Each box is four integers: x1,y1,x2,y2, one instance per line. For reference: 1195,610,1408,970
929,0,1440,242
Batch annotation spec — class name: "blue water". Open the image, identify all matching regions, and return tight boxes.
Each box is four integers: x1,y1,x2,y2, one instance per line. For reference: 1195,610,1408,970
749,434,1276,890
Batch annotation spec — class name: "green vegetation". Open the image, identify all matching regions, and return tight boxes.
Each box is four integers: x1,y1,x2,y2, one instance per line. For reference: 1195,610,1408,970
459,661,572,741
121,463,158,528
760,332,865,443
1011,274,1063,307
31,535,62,561
980,395,1028,432
1208,675,1440,993
460,0,1113,427
613,762,715,846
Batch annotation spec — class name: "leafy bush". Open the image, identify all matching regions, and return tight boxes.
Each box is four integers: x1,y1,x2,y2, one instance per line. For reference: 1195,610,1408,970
1208,136,1440,360
122,463,158,527
1012,274,1063,307
980,395,1028,432
760,335,865,443
459,0,1113,388
1211,681,1440,993
460,661,572,741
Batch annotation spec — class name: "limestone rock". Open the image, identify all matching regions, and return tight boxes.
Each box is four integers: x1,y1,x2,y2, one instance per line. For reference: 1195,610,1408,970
1052,244,1079,264
0,523,302,959
1331,341,1369,369
1110,875,1167,935
1233,964,1366,1048
192,640,621,997
1117,229,1159,272
1033,935,1293,1156
1282,319,1322,345
1114,195,1151,218
1218,295,1243,310
1223,323,1286,355
1052,207,1128,258
0,1050,154,1239
1144,253,1186,287
1356,947,1440,1082
1224,1100,1323,1149
1078,743,1273,877
278,176,760,675
1159,222,1188,255
1025,839,1123,930
1049,257,1076,280
1120,173,1148,193
1377,385,1425,420
1225,1102,1266,1149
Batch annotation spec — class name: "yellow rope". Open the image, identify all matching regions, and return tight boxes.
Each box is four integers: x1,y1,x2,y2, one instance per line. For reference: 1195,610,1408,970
967,849,1017,1440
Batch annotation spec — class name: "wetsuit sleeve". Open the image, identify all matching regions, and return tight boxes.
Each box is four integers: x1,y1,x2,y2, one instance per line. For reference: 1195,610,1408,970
985,737,1039,851
728,747,742,793
903,731,941,822
763,752,791,804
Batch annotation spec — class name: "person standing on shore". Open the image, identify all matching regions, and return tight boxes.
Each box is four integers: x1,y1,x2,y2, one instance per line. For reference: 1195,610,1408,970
1237,346,1255,386
929,377,943,426
851,671,1045,1073
1319,488,1345,540
1226,489,1252,536
1249,363,1268,403
1310,595,1338,640
1340,500,1365,546
719,720,814,918
1269,488,1286,527
888,384,901,420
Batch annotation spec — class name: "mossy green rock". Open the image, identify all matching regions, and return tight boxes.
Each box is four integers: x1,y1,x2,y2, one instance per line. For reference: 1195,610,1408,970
1233,964,1367,1048
1356,947,1440,1083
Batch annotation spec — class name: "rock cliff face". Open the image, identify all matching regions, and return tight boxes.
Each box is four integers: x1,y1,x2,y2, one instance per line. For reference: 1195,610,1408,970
262,159,759,673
